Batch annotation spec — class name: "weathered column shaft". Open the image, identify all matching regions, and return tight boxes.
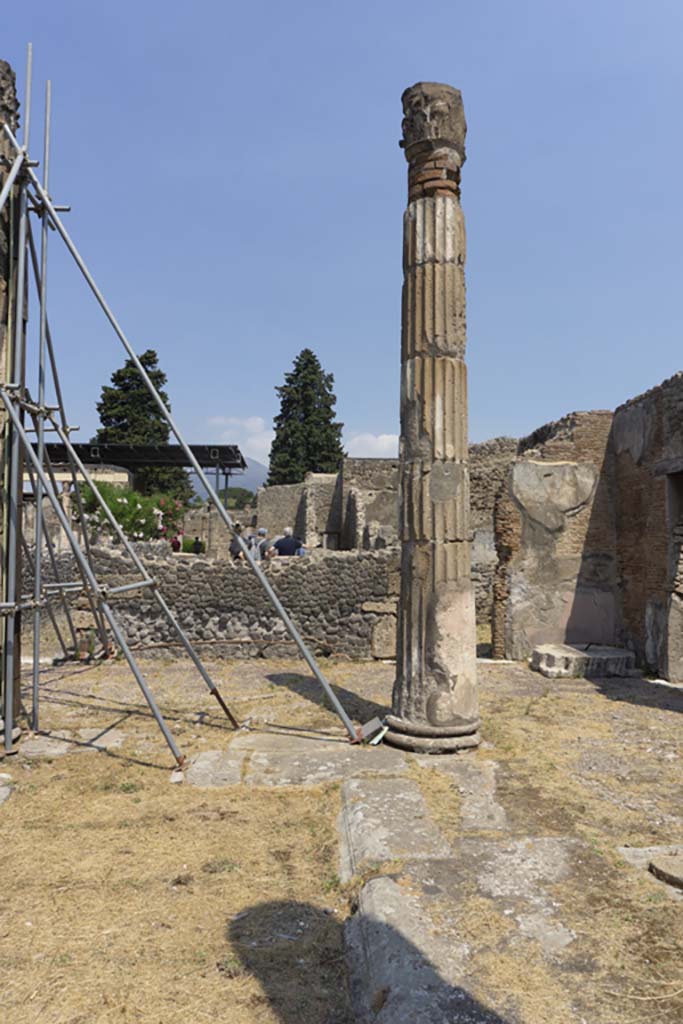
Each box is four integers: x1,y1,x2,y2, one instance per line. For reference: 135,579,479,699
387,82,479,753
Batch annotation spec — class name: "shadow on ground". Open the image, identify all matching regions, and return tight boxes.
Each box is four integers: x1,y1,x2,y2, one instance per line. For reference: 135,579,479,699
228,900,508,1024
266,672,390,722
589,674,683,715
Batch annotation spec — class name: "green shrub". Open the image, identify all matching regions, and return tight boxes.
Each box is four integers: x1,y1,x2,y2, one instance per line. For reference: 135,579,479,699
79,482,185,542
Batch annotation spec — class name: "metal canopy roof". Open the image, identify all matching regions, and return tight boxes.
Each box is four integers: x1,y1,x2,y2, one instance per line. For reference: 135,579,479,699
36,443,247,471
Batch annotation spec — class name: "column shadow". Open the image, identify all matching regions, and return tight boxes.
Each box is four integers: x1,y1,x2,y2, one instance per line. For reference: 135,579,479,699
266,671,389,722
227,899,509,1024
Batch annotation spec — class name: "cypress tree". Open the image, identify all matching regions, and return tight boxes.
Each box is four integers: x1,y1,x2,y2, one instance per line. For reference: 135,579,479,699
94,349,193,501
267,349,345,485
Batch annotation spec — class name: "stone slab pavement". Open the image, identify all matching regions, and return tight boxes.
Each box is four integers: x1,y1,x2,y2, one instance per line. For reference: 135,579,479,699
184,728,408,788
178,727,594,1022
338,776,451,883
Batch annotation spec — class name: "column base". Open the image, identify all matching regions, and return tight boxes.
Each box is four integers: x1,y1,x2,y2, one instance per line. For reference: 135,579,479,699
383,714,480,754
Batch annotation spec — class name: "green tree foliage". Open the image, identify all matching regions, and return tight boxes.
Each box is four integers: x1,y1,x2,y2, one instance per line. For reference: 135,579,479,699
217,486,255,509
267,349,345,485
80,483,185,542
93,349,193,502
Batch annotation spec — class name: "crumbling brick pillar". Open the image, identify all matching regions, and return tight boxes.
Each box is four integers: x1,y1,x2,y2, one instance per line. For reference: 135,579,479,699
386,82,480,753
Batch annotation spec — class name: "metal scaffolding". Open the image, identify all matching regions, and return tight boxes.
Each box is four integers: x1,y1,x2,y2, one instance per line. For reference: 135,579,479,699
0,47,362,764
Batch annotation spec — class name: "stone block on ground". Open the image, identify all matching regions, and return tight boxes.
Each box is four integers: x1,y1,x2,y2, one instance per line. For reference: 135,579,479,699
531,643,636,679
649,853,683,890
73,727,127,752
345,834,584,1024
413,757,507,831
338,776,451,882
184,749,244,787
345,873,495,1024
19,733,72,759
232,730,406,787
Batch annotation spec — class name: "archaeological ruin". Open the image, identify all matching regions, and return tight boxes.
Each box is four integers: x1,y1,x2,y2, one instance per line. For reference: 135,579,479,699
3,51,683,765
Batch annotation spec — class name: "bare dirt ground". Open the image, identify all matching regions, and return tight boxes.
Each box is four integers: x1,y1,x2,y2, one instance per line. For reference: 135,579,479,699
1,652,682,1024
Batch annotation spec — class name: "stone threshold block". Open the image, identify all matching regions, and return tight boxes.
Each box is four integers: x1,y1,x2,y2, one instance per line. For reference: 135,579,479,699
183,731,407,788
413,756,508,831
338,776,451,883
345,839,582,1023
531,643,637,679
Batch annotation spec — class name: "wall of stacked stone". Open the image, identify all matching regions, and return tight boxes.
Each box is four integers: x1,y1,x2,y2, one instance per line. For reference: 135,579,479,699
469,438,518,529
24,545,401,661
612,372,683,679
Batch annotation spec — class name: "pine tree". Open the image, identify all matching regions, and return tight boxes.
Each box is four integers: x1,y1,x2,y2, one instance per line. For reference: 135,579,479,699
267,349,345,485
94,349,193,501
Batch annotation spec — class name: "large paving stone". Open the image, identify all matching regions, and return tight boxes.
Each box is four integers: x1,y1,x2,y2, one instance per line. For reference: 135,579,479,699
233,730,406,787
184,749,244,787
414,757,507,831
73,727,127,752
20,734,72,759
649,853,683,890
345,874,500,1024
345,837,585,1024
338,776,451,882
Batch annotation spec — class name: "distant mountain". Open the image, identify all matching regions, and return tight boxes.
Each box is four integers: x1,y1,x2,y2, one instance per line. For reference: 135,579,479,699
189,458,269,501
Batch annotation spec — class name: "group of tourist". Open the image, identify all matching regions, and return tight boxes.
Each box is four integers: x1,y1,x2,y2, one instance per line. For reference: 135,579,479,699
229,524,305,563
167,524,305,561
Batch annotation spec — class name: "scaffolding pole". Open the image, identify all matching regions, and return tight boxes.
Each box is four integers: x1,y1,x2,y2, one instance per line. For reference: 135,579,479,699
0,387,184,764
2,45,32,752
3,120,358,742
46,417,239,729
31,79,51,729
26,219,111,657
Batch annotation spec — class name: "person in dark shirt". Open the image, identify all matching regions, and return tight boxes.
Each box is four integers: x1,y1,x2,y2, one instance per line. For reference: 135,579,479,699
229,523,244,562
272,526,303,557
192,536,202,555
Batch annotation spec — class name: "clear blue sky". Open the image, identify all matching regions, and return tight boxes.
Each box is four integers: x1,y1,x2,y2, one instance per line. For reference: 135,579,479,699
5,1,683,464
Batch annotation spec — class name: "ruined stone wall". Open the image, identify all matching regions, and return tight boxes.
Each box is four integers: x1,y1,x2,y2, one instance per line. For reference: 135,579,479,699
469,438,518,622
299,473,342,548
255,448,518,621
612,372,683,678
182,504,257,559
492,411,617,660
27,545,401,661
256,481,305,539
469,438,518,529
341,458,399,550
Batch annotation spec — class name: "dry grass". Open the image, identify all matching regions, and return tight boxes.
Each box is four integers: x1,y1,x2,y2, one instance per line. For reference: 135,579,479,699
4,651,683,1024
0,658,359,1024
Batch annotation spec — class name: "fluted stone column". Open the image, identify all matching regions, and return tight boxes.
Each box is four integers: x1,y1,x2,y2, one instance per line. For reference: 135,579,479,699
385,82,480,753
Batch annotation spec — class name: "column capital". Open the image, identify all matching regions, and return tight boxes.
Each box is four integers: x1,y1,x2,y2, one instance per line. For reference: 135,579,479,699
400,82,466,167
